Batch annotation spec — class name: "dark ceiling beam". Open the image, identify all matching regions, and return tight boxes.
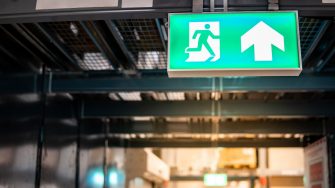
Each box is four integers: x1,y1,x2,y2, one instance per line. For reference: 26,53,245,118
3,119,331,137
107,138,304,148
103,120,335,135
0,0,334,24
0,136,303,148
0,74,40,94
83,100,335,118
52,74,335,93
105,20,137,69
80,21,123,69
34,23,81,70
1,73,335,94
3,100,335,119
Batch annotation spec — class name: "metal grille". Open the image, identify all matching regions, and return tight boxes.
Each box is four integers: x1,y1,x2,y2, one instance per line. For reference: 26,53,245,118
41,18,327,71
118,92,142,101
114,19,167,69
166,92,185,101
46,22,113,70
299,17,324,58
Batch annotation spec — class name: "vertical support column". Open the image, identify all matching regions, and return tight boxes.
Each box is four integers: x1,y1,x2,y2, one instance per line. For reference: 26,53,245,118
328,135,335,187
103,118,110,188
75,97,83,188
211,118,219,145
258,148,267,188
250,177,255,188
35,64,48,188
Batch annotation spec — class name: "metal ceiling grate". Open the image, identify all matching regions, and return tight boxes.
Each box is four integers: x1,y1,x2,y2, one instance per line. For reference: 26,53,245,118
299,17,325,59
38,18,327,71
118,92,142,101
114,19,167,69
46,22,113,70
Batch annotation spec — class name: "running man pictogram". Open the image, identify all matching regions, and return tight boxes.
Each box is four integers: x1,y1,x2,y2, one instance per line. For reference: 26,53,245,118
185,24,220,62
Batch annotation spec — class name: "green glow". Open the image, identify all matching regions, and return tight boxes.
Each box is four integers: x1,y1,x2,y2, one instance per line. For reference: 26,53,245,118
204,174,228,186
169,12,300,70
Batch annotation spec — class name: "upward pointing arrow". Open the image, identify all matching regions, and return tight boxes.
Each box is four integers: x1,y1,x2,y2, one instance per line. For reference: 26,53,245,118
241,21,285,61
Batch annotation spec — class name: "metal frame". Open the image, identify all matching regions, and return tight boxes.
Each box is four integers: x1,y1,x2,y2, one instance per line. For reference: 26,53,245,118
49,137,305,148
34,23,81,69
7,119,332,136
3,99,335,118
1,72,335,94
82,100,335,118
106,138,304,148
105,20,137,69
0,0,334,24
79,119,335,135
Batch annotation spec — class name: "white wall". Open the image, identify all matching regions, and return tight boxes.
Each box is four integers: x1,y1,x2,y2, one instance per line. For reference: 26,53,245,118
162,148,220,175
268,148,304,173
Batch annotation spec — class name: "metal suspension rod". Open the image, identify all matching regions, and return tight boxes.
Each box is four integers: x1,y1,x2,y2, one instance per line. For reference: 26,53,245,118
224,0,228,12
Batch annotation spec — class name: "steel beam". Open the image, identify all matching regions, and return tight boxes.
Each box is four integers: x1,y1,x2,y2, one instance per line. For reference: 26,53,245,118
107,138,304,148
103,120,335,135
0,136,302,148
1,73,335,94
0,74,40,94
83,100,335,117
7,119,328,136
6,119,329,136
34,23,80,69
52,74,335,93
0,0,334,24
3,99,335,119
105,20,137,68
80,21,122,69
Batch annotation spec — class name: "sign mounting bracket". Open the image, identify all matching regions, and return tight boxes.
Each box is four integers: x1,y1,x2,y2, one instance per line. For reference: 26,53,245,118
192,0,203,13
224,0,228,12
268,0,279,11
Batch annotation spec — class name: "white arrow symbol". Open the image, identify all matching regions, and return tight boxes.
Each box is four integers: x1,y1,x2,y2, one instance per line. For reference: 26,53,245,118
241,21,285,61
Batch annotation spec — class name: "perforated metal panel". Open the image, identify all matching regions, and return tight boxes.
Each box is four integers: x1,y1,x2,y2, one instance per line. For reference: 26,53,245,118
114,19,167,69
31,18,328,71
46,22,113,70
299,17,325,58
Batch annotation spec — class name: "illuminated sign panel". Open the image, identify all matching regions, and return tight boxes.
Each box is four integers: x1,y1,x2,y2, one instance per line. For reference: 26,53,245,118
168,11,301,77
204,174,228,186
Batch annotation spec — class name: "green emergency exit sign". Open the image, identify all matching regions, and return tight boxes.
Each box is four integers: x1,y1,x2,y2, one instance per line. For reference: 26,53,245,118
168,11,302,77
204,174,228,186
